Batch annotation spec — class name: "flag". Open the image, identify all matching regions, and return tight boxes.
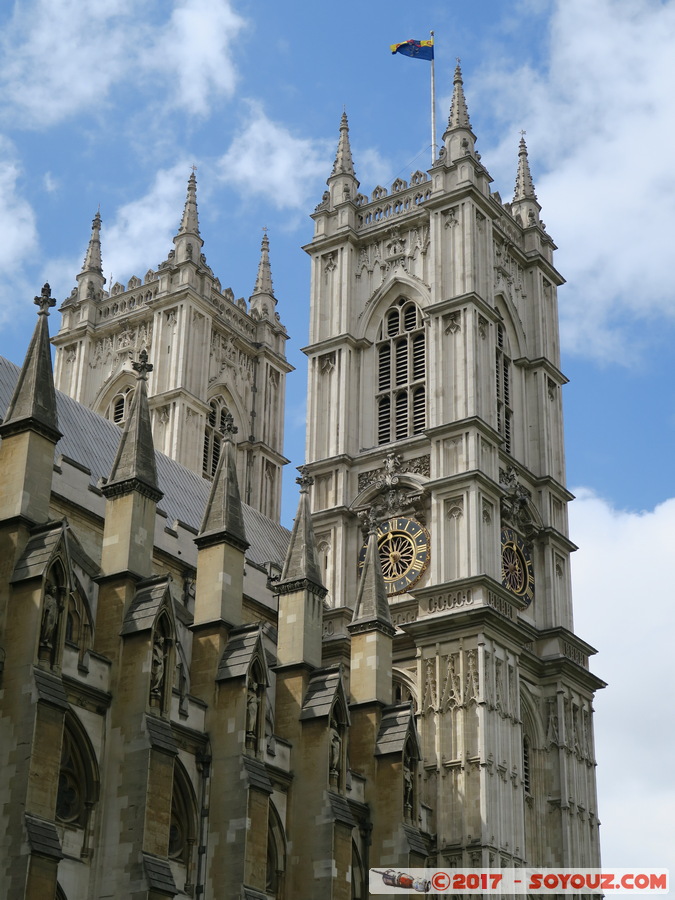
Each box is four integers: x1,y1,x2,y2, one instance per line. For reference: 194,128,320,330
390,39,434,61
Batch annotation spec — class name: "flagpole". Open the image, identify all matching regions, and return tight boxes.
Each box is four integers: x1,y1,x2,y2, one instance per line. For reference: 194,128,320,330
430,30,436,165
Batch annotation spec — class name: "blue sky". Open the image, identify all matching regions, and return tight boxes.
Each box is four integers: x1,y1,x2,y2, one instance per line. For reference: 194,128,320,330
0,0,673,876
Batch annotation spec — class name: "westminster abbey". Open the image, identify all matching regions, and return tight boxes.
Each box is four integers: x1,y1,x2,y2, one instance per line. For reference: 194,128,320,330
0,65,602,899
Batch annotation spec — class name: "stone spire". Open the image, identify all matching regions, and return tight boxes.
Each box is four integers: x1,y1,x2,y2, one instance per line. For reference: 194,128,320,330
173,170,203,263
178,171,200,237
511,134,542,227
441,61,477,163
80,211,103,276
198,413,249,551
351,526,395,635
447,61,472,130
103,350,162,502
331,110,356,178
249,229,276,319
1,284,61,443
279,470,325,590
326,110,359,207
514,135,538,201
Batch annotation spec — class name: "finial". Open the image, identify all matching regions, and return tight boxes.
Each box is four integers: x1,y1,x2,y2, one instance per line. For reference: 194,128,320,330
296,467,314,492
222,411,238,440
519,129,527,138
34,283,55,317
191,164,198,174
132,349,153,381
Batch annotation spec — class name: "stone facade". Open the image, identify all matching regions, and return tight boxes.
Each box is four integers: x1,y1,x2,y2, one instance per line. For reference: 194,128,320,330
0,66,602,900
52,178,290,523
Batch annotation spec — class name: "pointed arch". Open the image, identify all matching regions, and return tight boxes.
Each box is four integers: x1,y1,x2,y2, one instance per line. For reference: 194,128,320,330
93,370,137,426
56,710,100,830
358,273,431,342
169,758,198,871
266,800,287,897
202,388,246,480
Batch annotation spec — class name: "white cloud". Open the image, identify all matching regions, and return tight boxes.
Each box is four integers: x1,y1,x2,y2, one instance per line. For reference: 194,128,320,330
217,103,333,210
146,0,246,116
0,136,39,326
472,0,675,361
0,0,246,128
45,163,190,297
569,488,675,870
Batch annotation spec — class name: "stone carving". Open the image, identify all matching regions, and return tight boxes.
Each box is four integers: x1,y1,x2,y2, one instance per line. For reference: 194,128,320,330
319,352,335,374
150,635,166,698
423,657,437,712
39,581,60,652
500,466,538,536
444,312,461,334
482,498,493,524
495,658,504,713
446,497,464,519
357,453,430,492
545,697,559,745
324,253,336,273
478,315,489,339
440,653,462,710
246,679,260,735
403,756,413,815
465,649,479,705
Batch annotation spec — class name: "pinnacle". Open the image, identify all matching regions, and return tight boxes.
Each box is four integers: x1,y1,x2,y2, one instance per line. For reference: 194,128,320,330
279,470,325,590
1,284,61,443
80,210,103,275
351,527,395,634
447,61,472,130
198,414,248,551
176,170,200,238
513,134,538,202
251,228,275,299
103,351,162,502
330,109,356,178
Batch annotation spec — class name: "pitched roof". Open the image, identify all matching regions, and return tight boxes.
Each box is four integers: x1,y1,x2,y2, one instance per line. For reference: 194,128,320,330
0,357,290,570
216,624,267,682
121,575,173,635
300,666,350,723
375,703,420,757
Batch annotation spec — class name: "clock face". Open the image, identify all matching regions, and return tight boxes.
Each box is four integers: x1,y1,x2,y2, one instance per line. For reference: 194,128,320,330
501,528,534,605
358,517,430,596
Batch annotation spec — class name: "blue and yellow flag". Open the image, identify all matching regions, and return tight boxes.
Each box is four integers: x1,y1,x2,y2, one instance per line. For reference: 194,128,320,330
390,38,434,61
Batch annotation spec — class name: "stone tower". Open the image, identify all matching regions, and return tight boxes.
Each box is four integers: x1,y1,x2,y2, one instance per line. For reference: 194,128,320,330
52,175,291,522
303,70,603,869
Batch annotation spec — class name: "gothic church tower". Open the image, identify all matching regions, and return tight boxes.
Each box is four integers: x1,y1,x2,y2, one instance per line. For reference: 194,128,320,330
304,68,603,869
52,175,291,522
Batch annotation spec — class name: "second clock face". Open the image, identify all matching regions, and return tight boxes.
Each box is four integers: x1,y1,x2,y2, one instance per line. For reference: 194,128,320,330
501,527,535,605
358,517,430,596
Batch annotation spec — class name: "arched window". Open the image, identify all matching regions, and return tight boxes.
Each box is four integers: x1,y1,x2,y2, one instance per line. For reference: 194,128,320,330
202,396,232,478
376,299,426,444
266,802,286,898
496,324,512,454
107,385,135,426
351,841,365,900
522,735,531,795
169,760,197,881
56,714,99,835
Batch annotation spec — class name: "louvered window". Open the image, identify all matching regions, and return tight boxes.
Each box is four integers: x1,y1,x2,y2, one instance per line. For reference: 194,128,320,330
108,386,135,426
375,299,426,444
496,324,513,454
203,397,231,479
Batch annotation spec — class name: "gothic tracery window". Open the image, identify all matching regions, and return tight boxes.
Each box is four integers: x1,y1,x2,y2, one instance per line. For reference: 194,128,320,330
56,716,99,834
203,396,231,478
376,299,426,444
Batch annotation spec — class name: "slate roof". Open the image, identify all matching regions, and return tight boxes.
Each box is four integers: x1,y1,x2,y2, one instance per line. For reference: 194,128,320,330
242,756,273,794
402,823,432,857
216,624,266,682
328,791,356,827
121,576,172,635
142,853,178,895
0,357,290,569
33,668,69,709
11,523,65,584
24,814,63,859
300,666,350,723
374,703,419,757
145,715,179,756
